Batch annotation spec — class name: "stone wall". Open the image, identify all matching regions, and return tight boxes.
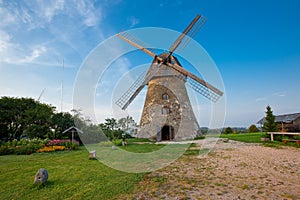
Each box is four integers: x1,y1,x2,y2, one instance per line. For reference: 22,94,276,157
138,72,200,141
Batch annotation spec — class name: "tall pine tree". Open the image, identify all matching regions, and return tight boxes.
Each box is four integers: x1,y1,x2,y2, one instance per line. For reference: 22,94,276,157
263,105,278,132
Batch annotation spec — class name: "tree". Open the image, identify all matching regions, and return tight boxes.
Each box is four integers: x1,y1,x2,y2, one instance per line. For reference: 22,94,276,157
103,118,118,140
117,115,138,136
51,112,75,139
248,124,259,133
104,118,117,130
0,97,55,140
23,102,55,139
263,105,278,132
0,97,80,141
223,127,233,134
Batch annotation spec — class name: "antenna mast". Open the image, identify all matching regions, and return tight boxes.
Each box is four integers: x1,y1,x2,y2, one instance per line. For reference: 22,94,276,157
61,58,64,112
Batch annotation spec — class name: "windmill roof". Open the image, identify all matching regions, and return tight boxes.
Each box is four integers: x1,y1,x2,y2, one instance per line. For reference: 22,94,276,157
257,112,300,124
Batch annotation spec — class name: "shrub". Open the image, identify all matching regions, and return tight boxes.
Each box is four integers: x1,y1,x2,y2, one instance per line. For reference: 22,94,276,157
0,138,78,155
293,136,300,140
99,141,113,147
0,146,14,155
112,139,123,146
248,124,259,133
14,146,34,155
261,133,270,139
274,135,283,141
0,138,47,155
194,135,205,140
223,127,233,134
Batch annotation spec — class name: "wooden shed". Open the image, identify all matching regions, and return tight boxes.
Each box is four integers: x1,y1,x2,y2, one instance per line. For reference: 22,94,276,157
257,112,300,132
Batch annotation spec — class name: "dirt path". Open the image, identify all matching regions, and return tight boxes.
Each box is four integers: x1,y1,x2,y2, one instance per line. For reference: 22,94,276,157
121,139,300,200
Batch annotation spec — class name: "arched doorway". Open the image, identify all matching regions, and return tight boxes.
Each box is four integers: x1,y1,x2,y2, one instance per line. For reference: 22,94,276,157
161,125,174,140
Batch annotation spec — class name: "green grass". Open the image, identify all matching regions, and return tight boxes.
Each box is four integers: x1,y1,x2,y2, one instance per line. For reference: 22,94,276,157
127,138,153,143
119,143,165,153
0,147,144,199
219,132,263,143
218,132,299,148
0,142,191,199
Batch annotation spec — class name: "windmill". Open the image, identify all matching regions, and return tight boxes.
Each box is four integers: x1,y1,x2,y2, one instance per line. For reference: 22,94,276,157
116,14,223,141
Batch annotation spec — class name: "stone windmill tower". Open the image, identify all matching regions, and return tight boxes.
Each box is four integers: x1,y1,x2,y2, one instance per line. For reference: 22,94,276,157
116,15,223,141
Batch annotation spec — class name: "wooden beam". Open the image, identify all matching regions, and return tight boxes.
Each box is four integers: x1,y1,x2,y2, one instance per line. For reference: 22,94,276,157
165,62,223,96
116,34,156,58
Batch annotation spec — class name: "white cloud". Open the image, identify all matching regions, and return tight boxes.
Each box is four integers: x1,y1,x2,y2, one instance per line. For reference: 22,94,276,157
272,92,286,97
0,0,102,31
43,0,64,22
0,33,48,65
21,46,47,63
0,30,11,52
0,2,17,27
75,0,102,27
0,0,105,67
24,0,64,24
127,16,140,28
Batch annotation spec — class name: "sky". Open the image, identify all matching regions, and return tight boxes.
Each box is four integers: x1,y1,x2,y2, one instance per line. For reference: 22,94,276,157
1,0,300,128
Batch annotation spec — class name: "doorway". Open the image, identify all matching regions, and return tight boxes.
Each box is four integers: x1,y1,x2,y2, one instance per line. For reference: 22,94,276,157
161,125,174,140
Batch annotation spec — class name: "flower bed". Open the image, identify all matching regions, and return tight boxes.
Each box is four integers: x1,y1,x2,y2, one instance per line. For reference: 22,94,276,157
37,145,66,153
37,139,79,153
46,139,79,146
0,139,79,155
0,138,47,155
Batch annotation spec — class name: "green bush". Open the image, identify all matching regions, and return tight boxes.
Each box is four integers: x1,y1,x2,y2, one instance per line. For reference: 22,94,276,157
274,135,283,141
0,138,47,155
68,142,79,150
99,140,123,147
293,136,300,140
0,146,14,155
99,141,113,147
14,146,33,155
194,135,205,140
223,127,233,134
261,133,270,139
112,139,123,146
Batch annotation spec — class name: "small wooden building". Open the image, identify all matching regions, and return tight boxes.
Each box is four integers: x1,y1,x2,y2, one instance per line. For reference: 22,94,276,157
257,112,300,132
63,126,83,142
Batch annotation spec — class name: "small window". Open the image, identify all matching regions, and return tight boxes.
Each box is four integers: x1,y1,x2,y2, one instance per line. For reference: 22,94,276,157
162,107,169,115
162,93,169,100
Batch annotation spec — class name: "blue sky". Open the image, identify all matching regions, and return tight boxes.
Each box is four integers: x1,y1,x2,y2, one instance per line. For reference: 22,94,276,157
1,0,300,127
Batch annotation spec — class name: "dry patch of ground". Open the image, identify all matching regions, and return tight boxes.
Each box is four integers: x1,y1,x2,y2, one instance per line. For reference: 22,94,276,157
120,139,300,200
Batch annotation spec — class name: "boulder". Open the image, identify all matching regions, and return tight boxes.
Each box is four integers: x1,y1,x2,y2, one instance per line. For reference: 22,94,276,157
34,168,48,185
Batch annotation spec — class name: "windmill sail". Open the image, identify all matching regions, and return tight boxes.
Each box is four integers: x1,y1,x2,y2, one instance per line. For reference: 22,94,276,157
165,62,223,102
116,62,164,110
168,15,207,54
186,76,221,103
115,14,223,111
117,32,156,58
176,15,207,52
115,70,148,110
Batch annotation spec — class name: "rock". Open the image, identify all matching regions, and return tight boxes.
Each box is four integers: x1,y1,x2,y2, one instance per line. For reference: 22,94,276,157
89,150,96,159
112,145,117,150
34,168,48,185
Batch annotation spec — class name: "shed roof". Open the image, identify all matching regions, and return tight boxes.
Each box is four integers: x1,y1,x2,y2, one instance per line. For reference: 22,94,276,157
62,126,83,134
257,112,300,124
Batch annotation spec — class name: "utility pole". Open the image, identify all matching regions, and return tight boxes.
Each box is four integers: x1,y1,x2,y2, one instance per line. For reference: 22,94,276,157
61,58,64,112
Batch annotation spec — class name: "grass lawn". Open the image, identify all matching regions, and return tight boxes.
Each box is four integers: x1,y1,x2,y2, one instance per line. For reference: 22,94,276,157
119,143,165,153
0,147,144,199
126,138,152,143
218,132,263,143
217,132,299,148
0,142,194,199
